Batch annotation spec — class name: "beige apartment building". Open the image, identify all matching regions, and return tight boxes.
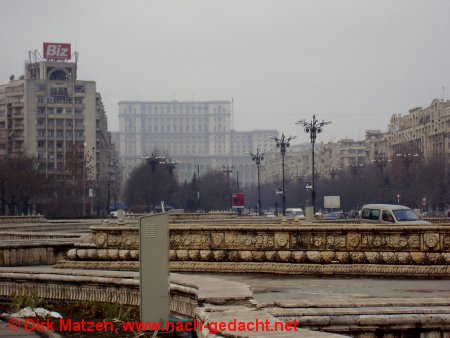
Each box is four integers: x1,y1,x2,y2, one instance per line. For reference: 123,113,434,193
264,130,387,183
386,99,450,161
0,50,114,187
118,100,278,186
264,99,450,185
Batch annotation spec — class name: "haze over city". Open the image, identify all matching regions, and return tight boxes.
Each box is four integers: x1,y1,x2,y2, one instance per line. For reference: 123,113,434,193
1,0,449,143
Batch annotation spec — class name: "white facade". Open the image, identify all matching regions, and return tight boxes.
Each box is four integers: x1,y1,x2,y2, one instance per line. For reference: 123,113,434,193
118,100,278,186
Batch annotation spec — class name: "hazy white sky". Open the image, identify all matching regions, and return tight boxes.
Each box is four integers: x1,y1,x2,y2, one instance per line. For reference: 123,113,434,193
1,0,449,143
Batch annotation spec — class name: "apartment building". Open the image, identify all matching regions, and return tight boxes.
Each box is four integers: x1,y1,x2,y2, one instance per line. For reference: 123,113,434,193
0,47,113,185
386,99,450,161
118,100,278,186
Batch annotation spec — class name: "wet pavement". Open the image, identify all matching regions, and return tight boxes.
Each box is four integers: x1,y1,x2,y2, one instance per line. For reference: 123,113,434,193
191,273,450,305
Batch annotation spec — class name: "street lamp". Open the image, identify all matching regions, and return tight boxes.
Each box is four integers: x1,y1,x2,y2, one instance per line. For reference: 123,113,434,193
329,167,339,181
395,153,418,168
0,177,7,215
90,147,95,216
372,152,391,172
222,165,233,210
270,134,295,216
141,153,166,212
162,158,179,181
249,148,265,216
296,114,331,214
142,154,166,178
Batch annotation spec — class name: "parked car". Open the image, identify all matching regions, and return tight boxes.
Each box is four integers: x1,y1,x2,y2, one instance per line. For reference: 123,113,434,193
286,208,306,219
360,204,431,225
324,211,344,220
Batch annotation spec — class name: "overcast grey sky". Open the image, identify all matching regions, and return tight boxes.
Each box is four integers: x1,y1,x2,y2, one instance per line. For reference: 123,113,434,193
1,0,449,143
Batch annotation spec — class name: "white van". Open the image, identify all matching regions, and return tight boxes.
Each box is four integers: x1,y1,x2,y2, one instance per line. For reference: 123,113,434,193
360,204,430,225
286,208,306,219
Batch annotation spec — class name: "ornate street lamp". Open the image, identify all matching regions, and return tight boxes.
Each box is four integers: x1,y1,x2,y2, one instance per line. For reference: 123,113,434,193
270,134,295,216
142,154,166,178
395,153,418,168
162,158,179,181
222,165,233,210
329,167,339,181
296,114,331,214
249,148,265,216
141,153,166,212
0,177,7,215
372,152,391,172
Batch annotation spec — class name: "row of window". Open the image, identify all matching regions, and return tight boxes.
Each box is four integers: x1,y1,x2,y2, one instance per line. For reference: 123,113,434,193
38,130,84,137
37,141,86,151
37,107,83,115
37,118,84,127
36,84,85,93
36,97,84,104
124,104,228,115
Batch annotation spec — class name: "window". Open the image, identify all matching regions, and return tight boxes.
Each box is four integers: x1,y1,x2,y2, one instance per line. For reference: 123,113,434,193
382,210,394,223
361,208,380,220
75,86,85,93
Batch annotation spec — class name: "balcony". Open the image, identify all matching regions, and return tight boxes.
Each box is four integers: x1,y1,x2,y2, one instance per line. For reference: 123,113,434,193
11,134,24,141
47,97,73,105
12,123,24,130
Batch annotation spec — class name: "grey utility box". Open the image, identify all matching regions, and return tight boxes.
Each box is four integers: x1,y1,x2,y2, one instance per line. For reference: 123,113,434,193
139,213,169,324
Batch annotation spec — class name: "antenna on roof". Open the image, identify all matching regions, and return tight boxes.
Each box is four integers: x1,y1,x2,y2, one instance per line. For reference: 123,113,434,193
443,85,446,102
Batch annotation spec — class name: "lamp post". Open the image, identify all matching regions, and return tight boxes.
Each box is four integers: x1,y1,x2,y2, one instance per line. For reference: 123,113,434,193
222,165,233,210
329,167,339,181
372,153,391,172
163,158,179,181
141,154,166,212
249,148,265,216
90,147,95,216
270,134,295,216
296,114,331,214
1,177,7,215
395,153,418,168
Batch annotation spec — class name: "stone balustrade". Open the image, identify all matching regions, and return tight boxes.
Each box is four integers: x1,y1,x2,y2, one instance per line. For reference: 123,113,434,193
0,232,81,266
56,222,450,277
0,215,46,223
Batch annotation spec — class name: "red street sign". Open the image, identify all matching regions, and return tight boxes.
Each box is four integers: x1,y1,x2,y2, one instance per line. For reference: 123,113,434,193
232,193,245,209
43,42,71,60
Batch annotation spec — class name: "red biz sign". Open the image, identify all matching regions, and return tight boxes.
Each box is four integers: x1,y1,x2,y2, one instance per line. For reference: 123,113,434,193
43,42,71,60
232,193,245,209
